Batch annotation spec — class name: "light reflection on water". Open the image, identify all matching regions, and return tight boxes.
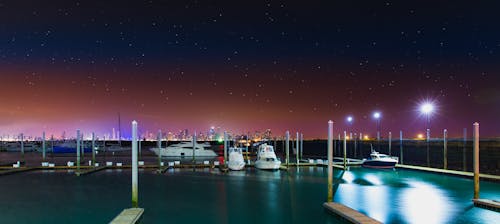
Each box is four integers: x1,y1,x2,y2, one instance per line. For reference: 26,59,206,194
334,168,500,224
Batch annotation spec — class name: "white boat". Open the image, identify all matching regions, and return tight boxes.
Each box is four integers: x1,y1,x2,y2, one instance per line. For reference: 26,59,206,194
228,147,245,171
255,143,281,170
150,142,217,157
362,151,398,168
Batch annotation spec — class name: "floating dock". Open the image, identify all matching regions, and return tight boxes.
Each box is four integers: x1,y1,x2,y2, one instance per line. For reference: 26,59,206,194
0,167,36,176
76,166,107,176
473,199,500,212
323,202,381,224
396,164,500,181
109,208,144,224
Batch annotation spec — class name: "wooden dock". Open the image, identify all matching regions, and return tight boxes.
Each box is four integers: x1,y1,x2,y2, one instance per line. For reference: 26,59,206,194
0,167,36,176
109,208,144,224
76,166,107,176
323,202,381,224
473,199,500,212
396,164,500,181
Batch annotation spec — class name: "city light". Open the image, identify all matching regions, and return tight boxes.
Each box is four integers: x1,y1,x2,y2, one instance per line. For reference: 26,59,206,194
347,116,353,123
373,112,381,119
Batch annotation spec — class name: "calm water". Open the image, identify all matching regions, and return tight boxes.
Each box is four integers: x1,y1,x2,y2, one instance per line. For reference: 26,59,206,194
0,167,498,224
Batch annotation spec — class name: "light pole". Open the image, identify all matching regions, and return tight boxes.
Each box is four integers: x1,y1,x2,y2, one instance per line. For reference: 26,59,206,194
346,116,354,157
373,112,381,151
420,102,434,167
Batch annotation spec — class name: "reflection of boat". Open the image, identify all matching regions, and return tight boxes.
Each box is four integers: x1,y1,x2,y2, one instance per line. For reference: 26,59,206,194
150,142,217,157
362,151,398,168
255,143,281,170
53,141,91,153
228,147,245,171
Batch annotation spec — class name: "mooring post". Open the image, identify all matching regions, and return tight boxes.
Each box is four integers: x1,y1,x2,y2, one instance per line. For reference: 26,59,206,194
192,131,197,165
426,128,430,167
354,133,357,158
296,132,299,165
463,128,467,171
132,121,139,207
285,131,290,167
92,132,96,166
343,131,347,169
443,129,447,170
20,133,24,161
81,132,84,158
42,131,46,161
50,135,54,158
246,135,250,164
138,138,142,160
300,133,304,160
224,131,228,165
77,130,80,172
400,130,403,164
327,120,333,202
388,131,392,156
157,130,162,169
473,122,479,199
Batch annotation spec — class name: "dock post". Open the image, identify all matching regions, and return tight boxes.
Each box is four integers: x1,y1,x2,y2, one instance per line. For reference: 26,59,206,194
443,129,447,170
426,128,430,167
132,121,139,207
157,130,162,169
20,133,24,161
42,131,46,161
463,128,467,171
354,133,357,158
327,120,333,202
343,131,347,169
246,135,250,164
300,133,303,160
400,130,403,164
224,131,228,165
92,132,96,166
139,138,142,160
473,122,479,199
388,131,392,156
50,135,54,158
296,132,299,165
285,131,290,167
193,131,197,165
77,130,80,172
81,132,84,158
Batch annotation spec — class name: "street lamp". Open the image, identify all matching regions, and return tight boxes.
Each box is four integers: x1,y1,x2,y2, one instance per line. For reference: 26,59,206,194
420,102,434,167
346,116,353,139
373,112,381,150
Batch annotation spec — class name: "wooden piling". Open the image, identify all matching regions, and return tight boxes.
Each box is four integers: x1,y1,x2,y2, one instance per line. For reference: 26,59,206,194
443,129,447,170
327,121,333,202
132,121,139,207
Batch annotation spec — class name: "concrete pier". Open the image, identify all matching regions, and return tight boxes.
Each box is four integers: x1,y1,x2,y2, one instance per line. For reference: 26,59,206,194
323,202,381,224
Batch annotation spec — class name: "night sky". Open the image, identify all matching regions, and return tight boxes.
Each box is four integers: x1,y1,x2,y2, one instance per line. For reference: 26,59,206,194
0,1,499,139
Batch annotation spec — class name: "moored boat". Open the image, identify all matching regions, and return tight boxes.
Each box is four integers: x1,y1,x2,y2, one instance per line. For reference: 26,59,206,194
362,151,398,168
255,143,281,170
228,147,245,171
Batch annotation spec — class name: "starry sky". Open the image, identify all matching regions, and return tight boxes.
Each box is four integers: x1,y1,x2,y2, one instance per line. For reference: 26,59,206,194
0,1,499,139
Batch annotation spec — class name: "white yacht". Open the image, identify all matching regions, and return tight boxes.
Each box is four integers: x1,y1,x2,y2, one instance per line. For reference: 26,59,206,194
255,143,281,170
362,151,398,169
227,147,245,171
150,142,217,157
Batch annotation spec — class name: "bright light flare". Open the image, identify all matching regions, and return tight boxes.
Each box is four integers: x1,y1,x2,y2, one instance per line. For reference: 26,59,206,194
346,116,353,123
373,112,381,119
420,102,434,115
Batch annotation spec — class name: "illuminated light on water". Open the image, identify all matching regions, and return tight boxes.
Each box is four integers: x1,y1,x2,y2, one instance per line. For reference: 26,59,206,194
342,171,355,183
364,174,383,185
400,181,452,224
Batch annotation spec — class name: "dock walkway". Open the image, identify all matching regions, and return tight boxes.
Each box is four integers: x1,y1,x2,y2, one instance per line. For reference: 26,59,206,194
323,202,381,224
396,164,500,181
109,208,144,224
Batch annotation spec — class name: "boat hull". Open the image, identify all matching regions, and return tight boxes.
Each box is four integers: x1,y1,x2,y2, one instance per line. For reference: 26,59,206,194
362,160,397,169
53,146,92,154
255,160,281,170
228,161,246,171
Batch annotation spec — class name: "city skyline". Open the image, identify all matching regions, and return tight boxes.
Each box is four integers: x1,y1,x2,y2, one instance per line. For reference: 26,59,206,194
0,1,499,138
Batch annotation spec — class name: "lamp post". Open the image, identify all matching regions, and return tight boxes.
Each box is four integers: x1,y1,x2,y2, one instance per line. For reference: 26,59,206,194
420,102,434,167
373,112,381,151
346,116,353,157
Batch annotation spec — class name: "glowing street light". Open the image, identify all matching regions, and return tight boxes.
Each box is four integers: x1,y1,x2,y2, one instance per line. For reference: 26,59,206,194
373,111,381,150
419,102,435,167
